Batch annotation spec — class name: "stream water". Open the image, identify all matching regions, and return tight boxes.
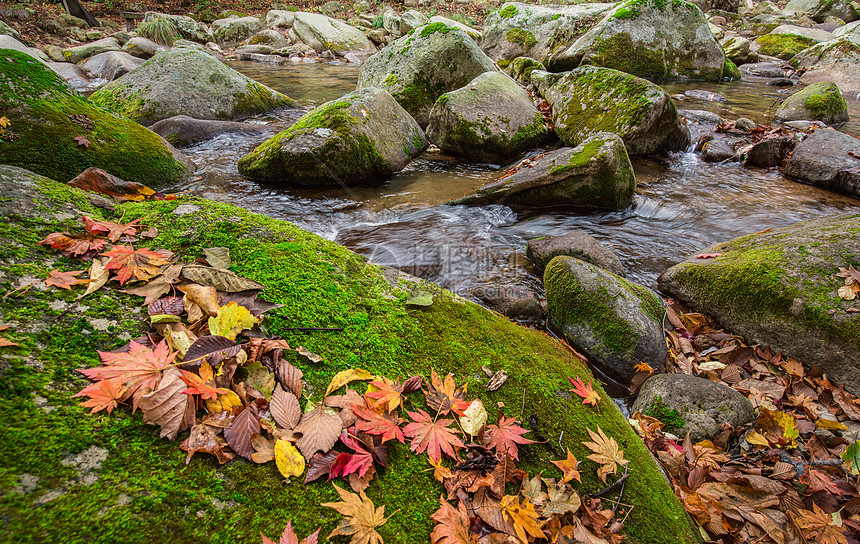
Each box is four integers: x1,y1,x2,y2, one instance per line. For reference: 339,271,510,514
170,61,860,311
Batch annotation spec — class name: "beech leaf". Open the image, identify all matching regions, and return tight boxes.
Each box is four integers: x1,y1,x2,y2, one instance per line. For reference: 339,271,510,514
224,402,261,460
208,302,260,341
139,367,196,440
294,405,342,460
271,384,301,430
275,439,305,480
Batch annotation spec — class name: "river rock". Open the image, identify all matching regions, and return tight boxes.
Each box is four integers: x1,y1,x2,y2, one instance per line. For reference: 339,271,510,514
531,66,690,156
702,139,736,162
149,115,274,146
0,20,20,38
833,19,860,41
238,88,427,186
212,16,263,47
527,232,625,275
427,72,548,164
780,128,860,196
382,8,402,37
90,48,295,125
721,34,751,64
770,24,835,42
546,0,730,81
143,12,213,43
121,37,164,59
631,374,755,442
658,212,860,394
0,36,48,62
78,51,144,81
745,136,795,167
266,9,296,29
507,56,545,84
793,38,860,96
62,37,121,64
481,2,614,65
243,29,289,48
428,16,482,41
400,10,429,35
471,283,544,321
450,133,635,211
784,0,859,23
292,12,374,55
44,61,95,92
774,81,849,125
546,256,667,384
0,49,189,184
739,61,787,78
755,32,817,60
357,22,497,126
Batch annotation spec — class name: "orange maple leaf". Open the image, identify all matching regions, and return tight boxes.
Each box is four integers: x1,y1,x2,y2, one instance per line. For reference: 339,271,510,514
552,448,581,484
71,378,127,414
82,215,141,242
38,232,107,258
46,269,91,290
365,377,403,413
102,245,171,285
181,361,230,400
486,414,535,462
569,376,600,407
403,409,464,463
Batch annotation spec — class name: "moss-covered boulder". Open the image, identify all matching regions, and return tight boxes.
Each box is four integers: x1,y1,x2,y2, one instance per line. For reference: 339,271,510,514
427,72,547,164
0,49,189,185
481,2,613,65
792,38,860,96
238,88,427,186
531,66,690,156
90,48,295,126
212,16,264,47
721,34,752,64
784,0,859,23
658,212,860,394
507,56,545,84
357,22,497,126
0,166,701,544
450,132,635,210
545,256,668,384
775,81,849,125
0,35,50,62
527,232,625,275
755,33,817,60
547,0,729,81
292,12,375,55
62,37,121,64
780,128,860,196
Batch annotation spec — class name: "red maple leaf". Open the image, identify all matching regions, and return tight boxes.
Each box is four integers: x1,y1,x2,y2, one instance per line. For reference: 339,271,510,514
403,409,464,463
569,376,601,407
38,232,107,258
82,215,141,242
329,430,374,480
261,521,321,544
364,377,403,413
45,269,90,290
353,404,405,443
486,414,535,461
102,245,171,285
181,361,229,400
71,378,126,414
73,135,90,148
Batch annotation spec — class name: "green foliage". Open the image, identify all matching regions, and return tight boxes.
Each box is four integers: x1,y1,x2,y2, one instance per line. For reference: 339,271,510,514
644,396,686,431
505,28,537,49
136,16,180,46
498,4,518,18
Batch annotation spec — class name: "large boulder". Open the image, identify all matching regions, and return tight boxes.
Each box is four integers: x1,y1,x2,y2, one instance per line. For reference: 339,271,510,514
149,115,274,146
78,51,144,81
770,24,835,43
784,0,859,23
0,35,49,62
90,49,295,126
721,34,752,64
755,33,817,60
481,2,614,65
833,20,860,43
0,170,701,544
62,37,120,64
527,232,625,275
142,12,213,43
121,36,165,59
450,132,635,211
658,212,860,394
780,128,860,197
631,374,755,442
531,66,690,156
428,16,482,41
212,16,264,47
400,9,429,35
357,22,497,126
291,12,374,55
238,88,427,186
792,39,860,96
266,9,296,29
0,49,190,184
545,256,668,384
427,72,548,163
546,0,730,81
774,81,849,125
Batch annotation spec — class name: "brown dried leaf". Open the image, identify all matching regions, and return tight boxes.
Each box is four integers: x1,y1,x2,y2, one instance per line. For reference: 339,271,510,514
139,367,196,440
180,424,235,465
224,402,261,460
294,405,342,460
271,384,301,430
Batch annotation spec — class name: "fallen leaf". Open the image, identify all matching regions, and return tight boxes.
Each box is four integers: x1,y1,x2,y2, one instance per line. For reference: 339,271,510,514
245,361,276,400
181,264,264,292
365,377,403,413
67,168,156,202
431,496,472,544
102,245,171,285
0,326,18,348
695,253,722,259
46,269,90,290
78,258,110,299
327,368,374,396
552,449,581,484
261,521,320,544
38,232,107,259
181,361,230,400
569,376,601,407
294,405,342,460
275,439,305,481
139,367,196,440
204,390,243,415
71,378,126,414
270,384,301,430
583,426,629,483
794,504,848,544
73,135,90,148
180,424,234,465
208,302,260,341
426,369,469,416
459,399,488,438
296,346,323,363
322,486,389,544
403,409,464,463
202,247,231,270
353,404,405,443
224,402,261,459
487,414,535,462
305,451,340,483
500,495,545,544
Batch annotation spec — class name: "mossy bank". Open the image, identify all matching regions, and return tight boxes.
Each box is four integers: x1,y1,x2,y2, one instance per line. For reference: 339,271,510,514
0,166,700,544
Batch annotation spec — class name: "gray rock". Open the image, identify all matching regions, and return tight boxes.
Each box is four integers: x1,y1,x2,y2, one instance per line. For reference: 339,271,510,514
357,22,497,126
739,61,787,78
110,30,133,46
770,24,835,42
545,256,667,384
793,38,860,97
702,139,736,162
781,128,860,196
78,51,144,81
450,133,635,211
0,20,20,38
236,44,275,56
55,13,89,29
238,88,428,186
658,212,860,394
243,29,289,48
631,374,755,442
428,16,482,41
721,34,751,64
0,35,49,62
785,0,859,23
149,115,273,146
121,36,164,59
266,9,296,29
142,12,213,43
62,37,121,64
679,109,724,125
292,12,375,55
532,66,690,157
783,119,827,130
506,56,545,84
833,19,860,39
90,48,295,125
527,232,625,275
774,81,849,125
382,8,402,37
212,16,263,47
547,0,730,81
735,117,756,131
44,61,95,92
472,283,544,321
42,45,66,62
684,89,726,101
481,2,614,65
744,136,794,167
427,72,548,163
400,10,429,35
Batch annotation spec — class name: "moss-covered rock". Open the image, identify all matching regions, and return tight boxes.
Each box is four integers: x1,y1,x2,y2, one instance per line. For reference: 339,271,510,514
0,166,701,544
238,87,427,185
211,16,263,47
90,48,295,126
784,0,859,23
357,22,497,126
792,38,860,96
531,65,690,156
450,132,635,210
545,255,668,383
506,56,545,83
0,49,190,185
755,33,816,60
658,212,860,394
547,0,728,81
427,72,548,163
292,11,375,55
62,37,121,64
775,81,849,125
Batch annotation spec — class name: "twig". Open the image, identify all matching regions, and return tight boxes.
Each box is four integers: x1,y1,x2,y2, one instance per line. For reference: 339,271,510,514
612,466,629,514
281,327,344,332
778,450,847,478
589,467,630,499
519,388,526,418
558,431,564,450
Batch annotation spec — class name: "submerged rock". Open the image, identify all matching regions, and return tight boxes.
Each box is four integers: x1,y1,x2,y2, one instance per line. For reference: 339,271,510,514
149,115,273,146
357,22,497,126
427,72,547,164
0,49,190,184
781,128,860,196
547,0,730,81
527,232,625,275
238,88,427,186
532,66,690,156
545,256,668,384
774,81,849,125
450,132,635,211
90,48,295,125
658,212,860,394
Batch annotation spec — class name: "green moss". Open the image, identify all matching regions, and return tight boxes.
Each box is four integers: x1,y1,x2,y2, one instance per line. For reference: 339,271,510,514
722,58,741,81
613,0,696,19
592,32,668,80
549,138,605,175
498,4,518,18
644,396,686,431
798,82,848,121
381,73,399,87
0,50,187,185
419,22,456,38
505,28,537,49
497,59,511,69
756,33,816,61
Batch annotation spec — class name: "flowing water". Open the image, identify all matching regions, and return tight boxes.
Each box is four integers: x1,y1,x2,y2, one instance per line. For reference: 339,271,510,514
172,62,860,311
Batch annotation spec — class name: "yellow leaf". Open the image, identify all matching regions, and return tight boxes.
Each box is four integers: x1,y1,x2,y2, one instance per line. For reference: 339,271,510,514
208,301,259,341
205,390,243,414
323,485,390,544
0,116,9,130
744,429,770,447
583,426,629,483
756,408,799,448
459,399,487,437
275,439,305,481
816,418,849,431
326,368,373,396
500,495,545,543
